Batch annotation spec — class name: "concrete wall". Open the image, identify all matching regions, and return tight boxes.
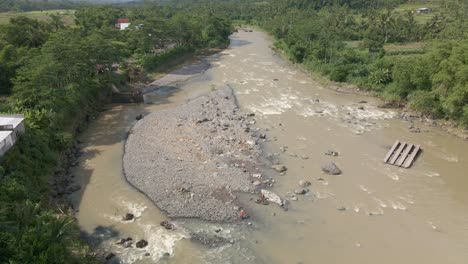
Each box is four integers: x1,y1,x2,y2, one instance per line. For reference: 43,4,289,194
0,131,14,156
0,114,25,157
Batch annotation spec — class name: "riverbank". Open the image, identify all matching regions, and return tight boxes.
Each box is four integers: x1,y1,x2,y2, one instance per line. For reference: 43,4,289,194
124,85,266,222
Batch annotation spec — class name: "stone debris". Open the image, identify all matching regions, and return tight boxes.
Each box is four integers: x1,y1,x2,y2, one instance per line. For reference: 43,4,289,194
271,165,287,173
299,180,311,187
321,162,342,175
260,189,285,207
123,85,263,222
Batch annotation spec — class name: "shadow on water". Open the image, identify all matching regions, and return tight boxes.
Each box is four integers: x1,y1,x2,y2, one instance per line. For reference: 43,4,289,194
229,35,252,47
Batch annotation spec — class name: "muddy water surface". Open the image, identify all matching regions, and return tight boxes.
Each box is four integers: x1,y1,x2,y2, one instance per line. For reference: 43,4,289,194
72,31,468,264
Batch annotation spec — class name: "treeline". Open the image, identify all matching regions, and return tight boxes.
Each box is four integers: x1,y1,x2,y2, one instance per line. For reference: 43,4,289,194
0,3,232,263
0,0,79,12
201,0,468,127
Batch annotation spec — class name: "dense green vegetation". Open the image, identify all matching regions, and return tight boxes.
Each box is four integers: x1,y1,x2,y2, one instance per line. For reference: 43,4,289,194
208,0,467,126
0,2,231,263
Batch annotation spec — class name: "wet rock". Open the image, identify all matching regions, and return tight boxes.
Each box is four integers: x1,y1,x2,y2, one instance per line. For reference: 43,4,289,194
259,134,267,139
105,252,115,261
358,100,367,104
124,241,133,248
271,165,287,173
116,237,133,245
261,189,285,207
325,150,339,156
294,189,308,195
315,110,324,114
122,213,135,221
321,162,342,175
247,113,255,117
358,106,365,110
273,78,279,81
144,253,151,257
299,180,311,187
337,206,347,211
160,220,175,230
136,239,148,248
136,114,144,120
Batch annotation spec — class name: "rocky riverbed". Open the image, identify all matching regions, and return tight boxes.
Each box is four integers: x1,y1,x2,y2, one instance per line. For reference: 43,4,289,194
124,85,266,222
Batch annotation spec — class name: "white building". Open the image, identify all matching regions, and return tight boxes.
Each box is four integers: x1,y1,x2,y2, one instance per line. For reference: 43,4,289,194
115,18,131,30
0,114,25,157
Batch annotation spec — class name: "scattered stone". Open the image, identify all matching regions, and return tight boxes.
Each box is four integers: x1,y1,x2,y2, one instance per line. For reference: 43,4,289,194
116,237,133,245
358,100,368,104
252,180,261,186
160,220,175,230
273,78,279,81
358,106,365,110
122,213,134,221
255,193,270,205
315,110,324,114
321,162,342,175
136,114,144,120
260,189,285,207
325,150,339,156
247,113,255,117
291,196,298,201
337,206,347,211
195,118,210,124
301,155,309,160
271,165,287,173
144,253,151,257
259,134,266,139
299,180,311,187
294,189,308,195
136,239,148,248
123,241,133,248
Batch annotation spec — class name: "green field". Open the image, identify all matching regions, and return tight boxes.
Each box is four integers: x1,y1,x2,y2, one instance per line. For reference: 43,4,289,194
395,1,441,24
0,9,75,26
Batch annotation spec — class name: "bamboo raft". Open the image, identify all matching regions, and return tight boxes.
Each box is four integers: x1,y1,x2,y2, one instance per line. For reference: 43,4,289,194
384,140,421,168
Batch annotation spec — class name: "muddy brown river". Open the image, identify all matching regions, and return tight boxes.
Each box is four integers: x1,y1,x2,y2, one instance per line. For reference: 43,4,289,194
70,31,468,264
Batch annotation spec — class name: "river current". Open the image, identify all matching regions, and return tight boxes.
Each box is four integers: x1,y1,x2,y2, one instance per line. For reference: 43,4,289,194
70,31,468,264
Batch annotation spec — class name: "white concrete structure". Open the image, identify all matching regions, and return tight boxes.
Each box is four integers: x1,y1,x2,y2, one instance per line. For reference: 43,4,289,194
0,131,14,156
0,114,25,157
118,22,131,30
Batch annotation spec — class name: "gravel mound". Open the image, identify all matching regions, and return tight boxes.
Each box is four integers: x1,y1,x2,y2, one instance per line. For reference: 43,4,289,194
123,85,262,222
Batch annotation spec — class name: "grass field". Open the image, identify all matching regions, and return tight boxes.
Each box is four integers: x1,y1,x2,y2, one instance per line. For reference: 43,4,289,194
395,1,441,24
0,9,75,26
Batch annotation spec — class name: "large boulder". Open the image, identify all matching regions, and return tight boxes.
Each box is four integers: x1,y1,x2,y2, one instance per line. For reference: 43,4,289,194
321,162,342,175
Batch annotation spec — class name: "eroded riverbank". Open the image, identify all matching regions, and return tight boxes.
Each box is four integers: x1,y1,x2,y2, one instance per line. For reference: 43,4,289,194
72,30,468,264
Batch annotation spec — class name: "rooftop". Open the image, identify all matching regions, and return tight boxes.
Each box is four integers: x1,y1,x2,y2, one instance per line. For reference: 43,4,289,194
0,114,24,129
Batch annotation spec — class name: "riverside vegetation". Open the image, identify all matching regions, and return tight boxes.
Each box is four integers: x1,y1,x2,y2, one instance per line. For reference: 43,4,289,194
0,2,231,263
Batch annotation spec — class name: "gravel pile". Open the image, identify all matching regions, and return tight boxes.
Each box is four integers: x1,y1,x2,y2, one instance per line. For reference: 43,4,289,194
123,85,263,222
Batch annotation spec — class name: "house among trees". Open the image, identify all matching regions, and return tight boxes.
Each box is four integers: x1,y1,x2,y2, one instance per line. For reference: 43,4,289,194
0,114,25,156
115,18,131,30
416,7,432,14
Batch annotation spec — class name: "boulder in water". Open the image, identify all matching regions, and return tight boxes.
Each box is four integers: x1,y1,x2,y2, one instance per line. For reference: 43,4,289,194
321,162,342,175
